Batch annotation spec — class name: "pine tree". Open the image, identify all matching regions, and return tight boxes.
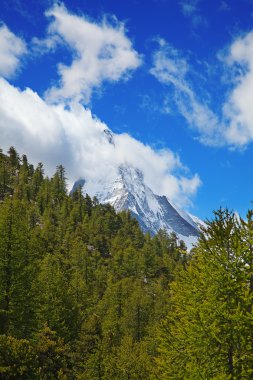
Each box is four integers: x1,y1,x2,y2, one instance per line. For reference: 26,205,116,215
0,199,39,338
31,162,44,200
0,150,11,199
0,334,37,379
37,252,79,342
35,325,72,379
0,146,192,379
157,209,253,379
51,165,67,205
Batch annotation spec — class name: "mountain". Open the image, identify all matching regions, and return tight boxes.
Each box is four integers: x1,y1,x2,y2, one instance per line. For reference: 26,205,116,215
72,169,201,249
71,129,201,248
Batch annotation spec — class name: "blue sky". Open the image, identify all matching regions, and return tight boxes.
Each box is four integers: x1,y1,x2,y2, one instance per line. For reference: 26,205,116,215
1,0,253,220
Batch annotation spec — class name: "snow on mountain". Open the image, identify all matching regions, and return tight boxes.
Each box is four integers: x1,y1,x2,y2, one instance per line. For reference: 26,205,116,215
73,165,200,249
189,213,207,230
171,201,199,229
71,129,201,249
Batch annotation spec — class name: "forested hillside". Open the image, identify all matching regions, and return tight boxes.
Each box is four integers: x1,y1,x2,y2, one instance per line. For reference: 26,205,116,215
156,209,253,379
0,147,187,379
1,147,253,379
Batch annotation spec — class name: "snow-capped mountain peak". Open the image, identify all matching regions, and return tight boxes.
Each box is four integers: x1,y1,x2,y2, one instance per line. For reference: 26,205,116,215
72,164,200,249
103,128,115,145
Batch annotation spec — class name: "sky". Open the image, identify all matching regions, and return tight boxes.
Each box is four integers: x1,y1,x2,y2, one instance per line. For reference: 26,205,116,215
0,0,253,220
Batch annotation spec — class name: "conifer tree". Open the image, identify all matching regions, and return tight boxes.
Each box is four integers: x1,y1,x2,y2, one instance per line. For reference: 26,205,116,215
157,209,253,379
0,146,195,379
0,199,39,338
31,162,44,200
51,165,67,205
0,149,11,199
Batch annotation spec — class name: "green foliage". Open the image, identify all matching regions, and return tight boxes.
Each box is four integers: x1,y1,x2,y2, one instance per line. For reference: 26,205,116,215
5,147,253,379
34,325,72,379
0,334,36,379
156,208,253,379
0,198,40,338
0,147,187,378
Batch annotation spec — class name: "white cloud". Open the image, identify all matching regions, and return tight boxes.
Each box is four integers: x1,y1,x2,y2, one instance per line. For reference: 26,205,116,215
0,78,200,207
37,3,141,103
0,23,27,78
32,34,61,55
150,35,253,148
150,40,221,145
222,31,253,147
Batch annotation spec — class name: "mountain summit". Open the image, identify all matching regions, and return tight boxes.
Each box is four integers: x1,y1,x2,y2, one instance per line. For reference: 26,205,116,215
72,163,201,248
71,129,202,248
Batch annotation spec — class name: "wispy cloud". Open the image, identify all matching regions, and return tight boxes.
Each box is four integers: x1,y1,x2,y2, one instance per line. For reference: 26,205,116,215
0,23,27,78
179,0,206,27
33,3,142,104
219,1,230,12
150,39,220,145
150,32,253,149
32,34,61,55
180,0,198,16
139,93,171,116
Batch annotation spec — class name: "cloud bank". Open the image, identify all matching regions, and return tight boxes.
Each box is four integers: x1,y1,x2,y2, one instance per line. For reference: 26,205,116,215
0,78,200,207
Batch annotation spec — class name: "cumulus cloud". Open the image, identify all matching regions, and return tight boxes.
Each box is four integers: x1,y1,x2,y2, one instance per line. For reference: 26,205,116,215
222,31,253,147
36,3,141,103
0,78,200,207
0,23,27,78
150,40,221,145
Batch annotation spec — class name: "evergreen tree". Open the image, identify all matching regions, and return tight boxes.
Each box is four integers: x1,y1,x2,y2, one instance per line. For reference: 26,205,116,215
35,325,72,379
0,199,39,338
0,149,11,199
51,165,67,205
0,334,37,379
157,209,253,379
0,146,197,379
31,162,44,200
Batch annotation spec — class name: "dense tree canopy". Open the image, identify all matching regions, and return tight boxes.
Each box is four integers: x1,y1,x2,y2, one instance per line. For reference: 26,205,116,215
1,147,253,379
156,209,253,379
0,147,187,379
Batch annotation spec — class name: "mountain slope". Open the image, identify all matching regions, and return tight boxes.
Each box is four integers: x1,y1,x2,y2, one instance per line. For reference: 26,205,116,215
73,164,200,248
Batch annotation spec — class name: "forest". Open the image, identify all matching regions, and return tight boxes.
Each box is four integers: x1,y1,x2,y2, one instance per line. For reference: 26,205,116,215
0,147,253,379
